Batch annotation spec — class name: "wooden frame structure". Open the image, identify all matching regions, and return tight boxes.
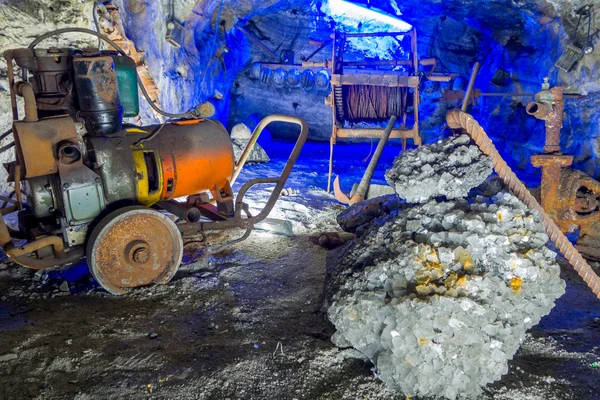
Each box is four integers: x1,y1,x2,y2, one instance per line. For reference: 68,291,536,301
327,29,424,192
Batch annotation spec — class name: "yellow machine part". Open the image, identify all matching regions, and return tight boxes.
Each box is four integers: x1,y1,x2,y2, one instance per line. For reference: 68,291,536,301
132,148,164,206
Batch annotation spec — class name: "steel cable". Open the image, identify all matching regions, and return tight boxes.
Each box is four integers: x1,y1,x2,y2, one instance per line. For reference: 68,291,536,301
344,86,407,121
447,109,600,298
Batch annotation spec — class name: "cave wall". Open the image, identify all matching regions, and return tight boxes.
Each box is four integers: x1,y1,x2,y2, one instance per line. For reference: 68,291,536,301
225,0,600,182
0,0,599,186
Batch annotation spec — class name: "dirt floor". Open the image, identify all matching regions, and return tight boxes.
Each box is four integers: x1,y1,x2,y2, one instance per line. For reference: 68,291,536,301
0,143,599,400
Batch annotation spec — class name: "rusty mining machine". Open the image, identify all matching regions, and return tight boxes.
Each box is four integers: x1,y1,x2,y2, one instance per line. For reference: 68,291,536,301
1,28,307,294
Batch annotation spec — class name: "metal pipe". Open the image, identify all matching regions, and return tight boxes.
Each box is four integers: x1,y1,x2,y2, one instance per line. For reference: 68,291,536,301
157,201,202,223
350,116,397,203
15,82,38,122
3,50,18,121
446,109,600,299
461,62,480,112
526,102,552,119
235,25,278,59
13,248,85,270
6,235,65,258
232,114,307,185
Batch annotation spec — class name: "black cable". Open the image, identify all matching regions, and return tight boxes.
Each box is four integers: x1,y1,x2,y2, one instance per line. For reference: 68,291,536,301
0,129,13,142
0,142,15,154
28,27,194,120
92,1,101,50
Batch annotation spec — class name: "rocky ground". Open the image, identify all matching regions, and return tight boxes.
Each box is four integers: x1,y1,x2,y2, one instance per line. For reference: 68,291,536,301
0,144,599,399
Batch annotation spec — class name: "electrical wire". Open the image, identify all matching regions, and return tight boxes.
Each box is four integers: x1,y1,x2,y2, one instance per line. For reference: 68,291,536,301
0,129,13,142
92,1,101,50
0,142,15,154
28,27,194,119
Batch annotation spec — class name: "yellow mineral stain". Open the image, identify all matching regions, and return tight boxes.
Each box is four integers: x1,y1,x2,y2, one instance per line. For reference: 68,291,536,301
511,276,523,293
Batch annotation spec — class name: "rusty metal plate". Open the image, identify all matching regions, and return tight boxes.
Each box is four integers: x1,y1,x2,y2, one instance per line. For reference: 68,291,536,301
87,206,182,295
12,116,78,178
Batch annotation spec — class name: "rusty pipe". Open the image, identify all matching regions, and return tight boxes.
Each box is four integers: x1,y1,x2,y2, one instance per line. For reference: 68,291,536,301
525,102,552,119
235,25,278,59
15,82,38,122
158,201,202,223
461,62,480,112
446,109,600,298
527,87,564,154
6,235,65,258
349,116,396,203
3,50,18,121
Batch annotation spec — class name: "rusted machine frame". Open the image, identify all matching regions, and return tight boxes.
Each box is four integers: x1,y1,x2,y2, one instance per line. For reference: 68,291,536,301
327,29,423,192
526,84,600,259
178,115,308,241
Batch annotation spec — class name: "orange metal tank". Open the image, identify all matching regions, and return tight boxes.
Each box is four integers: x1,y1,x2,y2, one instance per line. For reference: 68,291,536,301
140,119,234,201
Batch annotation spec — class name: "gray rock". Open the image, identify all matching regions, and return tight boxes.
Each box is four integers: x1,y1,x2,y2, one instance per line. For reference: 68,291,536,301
0,353,18,362
327,191,565,400
232,140,270,164
385,134,493,203
230,123,252,140
59,281,70,293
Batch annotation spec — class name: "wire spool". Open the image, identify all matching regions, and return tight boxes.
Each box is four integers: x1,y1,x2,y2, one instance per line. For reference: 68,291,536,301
343,85,408,121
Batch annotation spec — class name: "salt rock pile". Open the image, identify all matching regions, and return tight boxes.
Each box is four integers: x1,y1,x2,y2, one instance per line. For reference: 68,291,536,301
385,134,493,203
328,136,566,399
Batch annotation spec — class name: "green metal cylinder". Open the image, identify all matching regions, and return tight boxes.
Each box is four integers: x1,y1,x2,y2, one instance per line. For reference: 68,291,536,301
112,55,139,118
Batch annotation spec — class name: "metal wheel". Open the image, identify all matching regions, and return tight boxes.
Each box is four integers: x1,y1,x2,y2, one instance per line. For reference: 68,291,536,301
86,206,183,295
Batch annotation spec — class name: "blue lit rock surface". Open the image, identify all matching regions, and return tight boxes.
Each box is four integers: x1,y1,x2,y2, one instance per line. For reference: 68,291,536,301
385,134,493,203
328,191,565,399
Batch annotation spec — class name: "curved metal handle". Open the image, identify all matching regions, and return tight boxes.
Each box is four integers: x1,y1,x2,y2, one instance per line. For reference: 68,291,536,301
231,114,309,185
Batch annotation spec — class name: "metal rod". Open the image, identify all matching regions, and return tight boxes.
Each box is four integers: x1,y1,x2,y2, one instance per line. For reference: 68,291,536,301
343,31,410,38
351,116,397,202
3,50,18,121
235,25,278,59
461,62,481,112
157,201,202,223
180,115,308,235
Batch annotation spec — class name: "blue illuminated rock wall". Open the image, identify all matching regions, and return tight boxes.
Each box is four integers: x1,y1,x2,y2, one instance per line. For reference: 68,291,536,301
117,0,600,180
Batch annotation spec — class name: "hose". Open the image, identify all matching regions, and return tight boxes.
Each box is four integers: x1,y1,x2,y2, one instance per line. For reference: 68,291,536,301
446,109,600,298
92,1,102,50
28,27,194,119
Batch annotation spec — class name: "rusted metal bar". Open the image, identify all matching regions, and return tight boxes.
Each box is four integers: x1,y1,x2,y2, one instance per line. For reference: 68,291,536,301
334,116,397,204
157,201,202,223
6,236,65,258
461,62,480,112
303,41,328,62
447,109,600,298
236,25,278,59
3,50,18,121
13,248,85,270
